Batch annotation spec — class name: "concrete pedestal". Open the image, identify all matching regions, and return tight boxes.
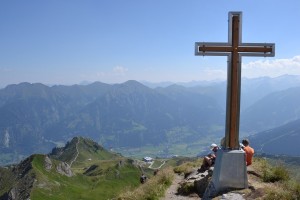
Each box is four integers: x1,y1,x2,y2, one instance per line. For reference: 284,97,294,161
208,150,248,196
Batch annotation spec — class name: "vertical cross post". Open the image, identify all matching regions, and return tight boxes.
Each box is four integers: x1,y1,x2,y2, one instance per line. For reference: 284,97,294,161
195,12,275,149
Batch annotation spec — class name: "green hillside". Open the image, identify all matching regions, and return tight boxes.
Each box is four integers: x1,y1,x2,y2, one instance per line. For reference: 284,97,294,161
0,137,144,200
30,155,140,200
49,137,121,166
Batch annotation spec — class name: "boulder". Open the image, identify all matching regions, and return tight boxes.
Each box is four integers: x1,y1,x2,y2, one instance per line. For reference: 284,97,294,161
193,169,213,197
177,168,213,197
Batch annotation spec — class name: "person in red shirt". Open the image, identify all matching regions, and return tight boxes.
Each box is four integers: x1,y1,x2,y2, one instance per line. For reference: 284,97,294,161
242,139,254,166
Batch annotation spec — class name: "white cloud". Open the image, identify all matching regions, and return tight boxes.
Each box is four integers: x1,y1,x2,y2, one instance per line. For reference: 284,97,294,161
243,55,300,78
113,66,128,75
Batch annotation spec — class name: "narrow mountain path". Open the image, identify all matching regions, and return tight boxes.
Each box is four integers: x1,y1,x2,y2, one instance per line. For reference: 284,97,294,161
161,174,199,200
69,137,80,167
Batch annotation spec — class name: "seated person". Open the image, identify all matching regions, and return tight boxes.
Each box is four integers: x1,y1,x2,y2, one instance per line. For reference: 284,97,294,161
242,139,254,166
140,173,147,184
198,143,219,172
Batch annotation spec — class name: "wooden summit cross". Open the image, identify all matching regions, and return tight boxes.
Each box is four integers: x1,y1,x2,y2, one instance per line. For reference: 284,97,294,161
195,12,275,149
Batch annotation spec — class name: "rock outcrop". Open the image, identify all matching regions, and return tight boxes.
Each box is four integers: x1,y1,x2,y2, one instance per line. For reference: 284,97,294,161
176,168,247,199
44,156,52,171
178,168,213,197
193,169,213,196
56,162,73,177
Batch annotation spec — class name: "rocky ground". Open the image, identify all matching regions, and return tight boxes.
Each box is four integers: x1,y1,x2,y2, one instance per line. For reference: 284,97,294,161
162,165,271,200
161,173,200,200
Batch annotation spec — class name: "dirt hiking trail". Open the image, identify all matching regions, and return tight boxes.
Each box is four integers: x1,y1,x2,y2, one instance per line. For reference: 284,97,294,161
161,173,199,200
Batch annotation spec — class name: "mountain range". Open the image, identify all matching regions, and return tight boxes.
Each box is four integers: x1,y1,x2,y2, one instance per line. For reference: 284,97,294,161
1,75,300,165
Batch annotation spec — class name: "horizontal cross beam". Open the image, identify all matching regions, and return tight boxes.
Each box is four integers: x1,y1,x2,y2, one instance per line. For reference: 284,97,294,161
195,42,275,57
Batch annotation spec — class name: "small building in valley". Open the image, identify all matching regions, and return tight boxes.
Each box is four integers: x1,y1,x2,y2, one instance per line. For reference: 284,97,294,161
143,156,153,163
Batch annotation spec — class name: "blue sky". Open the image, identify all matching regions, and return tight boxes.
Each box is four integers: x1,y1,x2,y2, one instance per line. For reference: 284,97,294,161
0,0,300,87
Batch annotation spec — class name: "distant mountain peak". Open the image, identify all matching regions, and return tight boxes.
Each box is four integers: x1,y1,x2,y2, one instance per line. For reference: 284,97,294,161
123,80,148,88
109,80,152,95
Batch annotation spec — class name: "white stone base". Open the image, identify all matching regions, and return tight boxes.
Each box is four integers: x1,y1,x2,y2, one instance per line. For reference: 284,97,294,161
211,150,248,193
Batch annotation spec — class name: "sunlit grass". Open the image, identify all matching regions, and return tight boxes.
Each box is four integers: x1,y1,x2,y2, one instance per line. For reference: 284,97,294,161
30,154,141,200
173,158,202,176
117,167,174,200
250,157,300,199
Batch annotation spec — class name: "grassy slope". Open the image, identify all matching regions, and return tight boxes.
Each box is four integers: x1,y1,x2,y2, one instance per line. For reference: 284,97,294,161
50,137,121,165
30,137,188,200
30,148,141,200
30,155,140,200
117,167,174,200
71,137,121,168
0,137,146,200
